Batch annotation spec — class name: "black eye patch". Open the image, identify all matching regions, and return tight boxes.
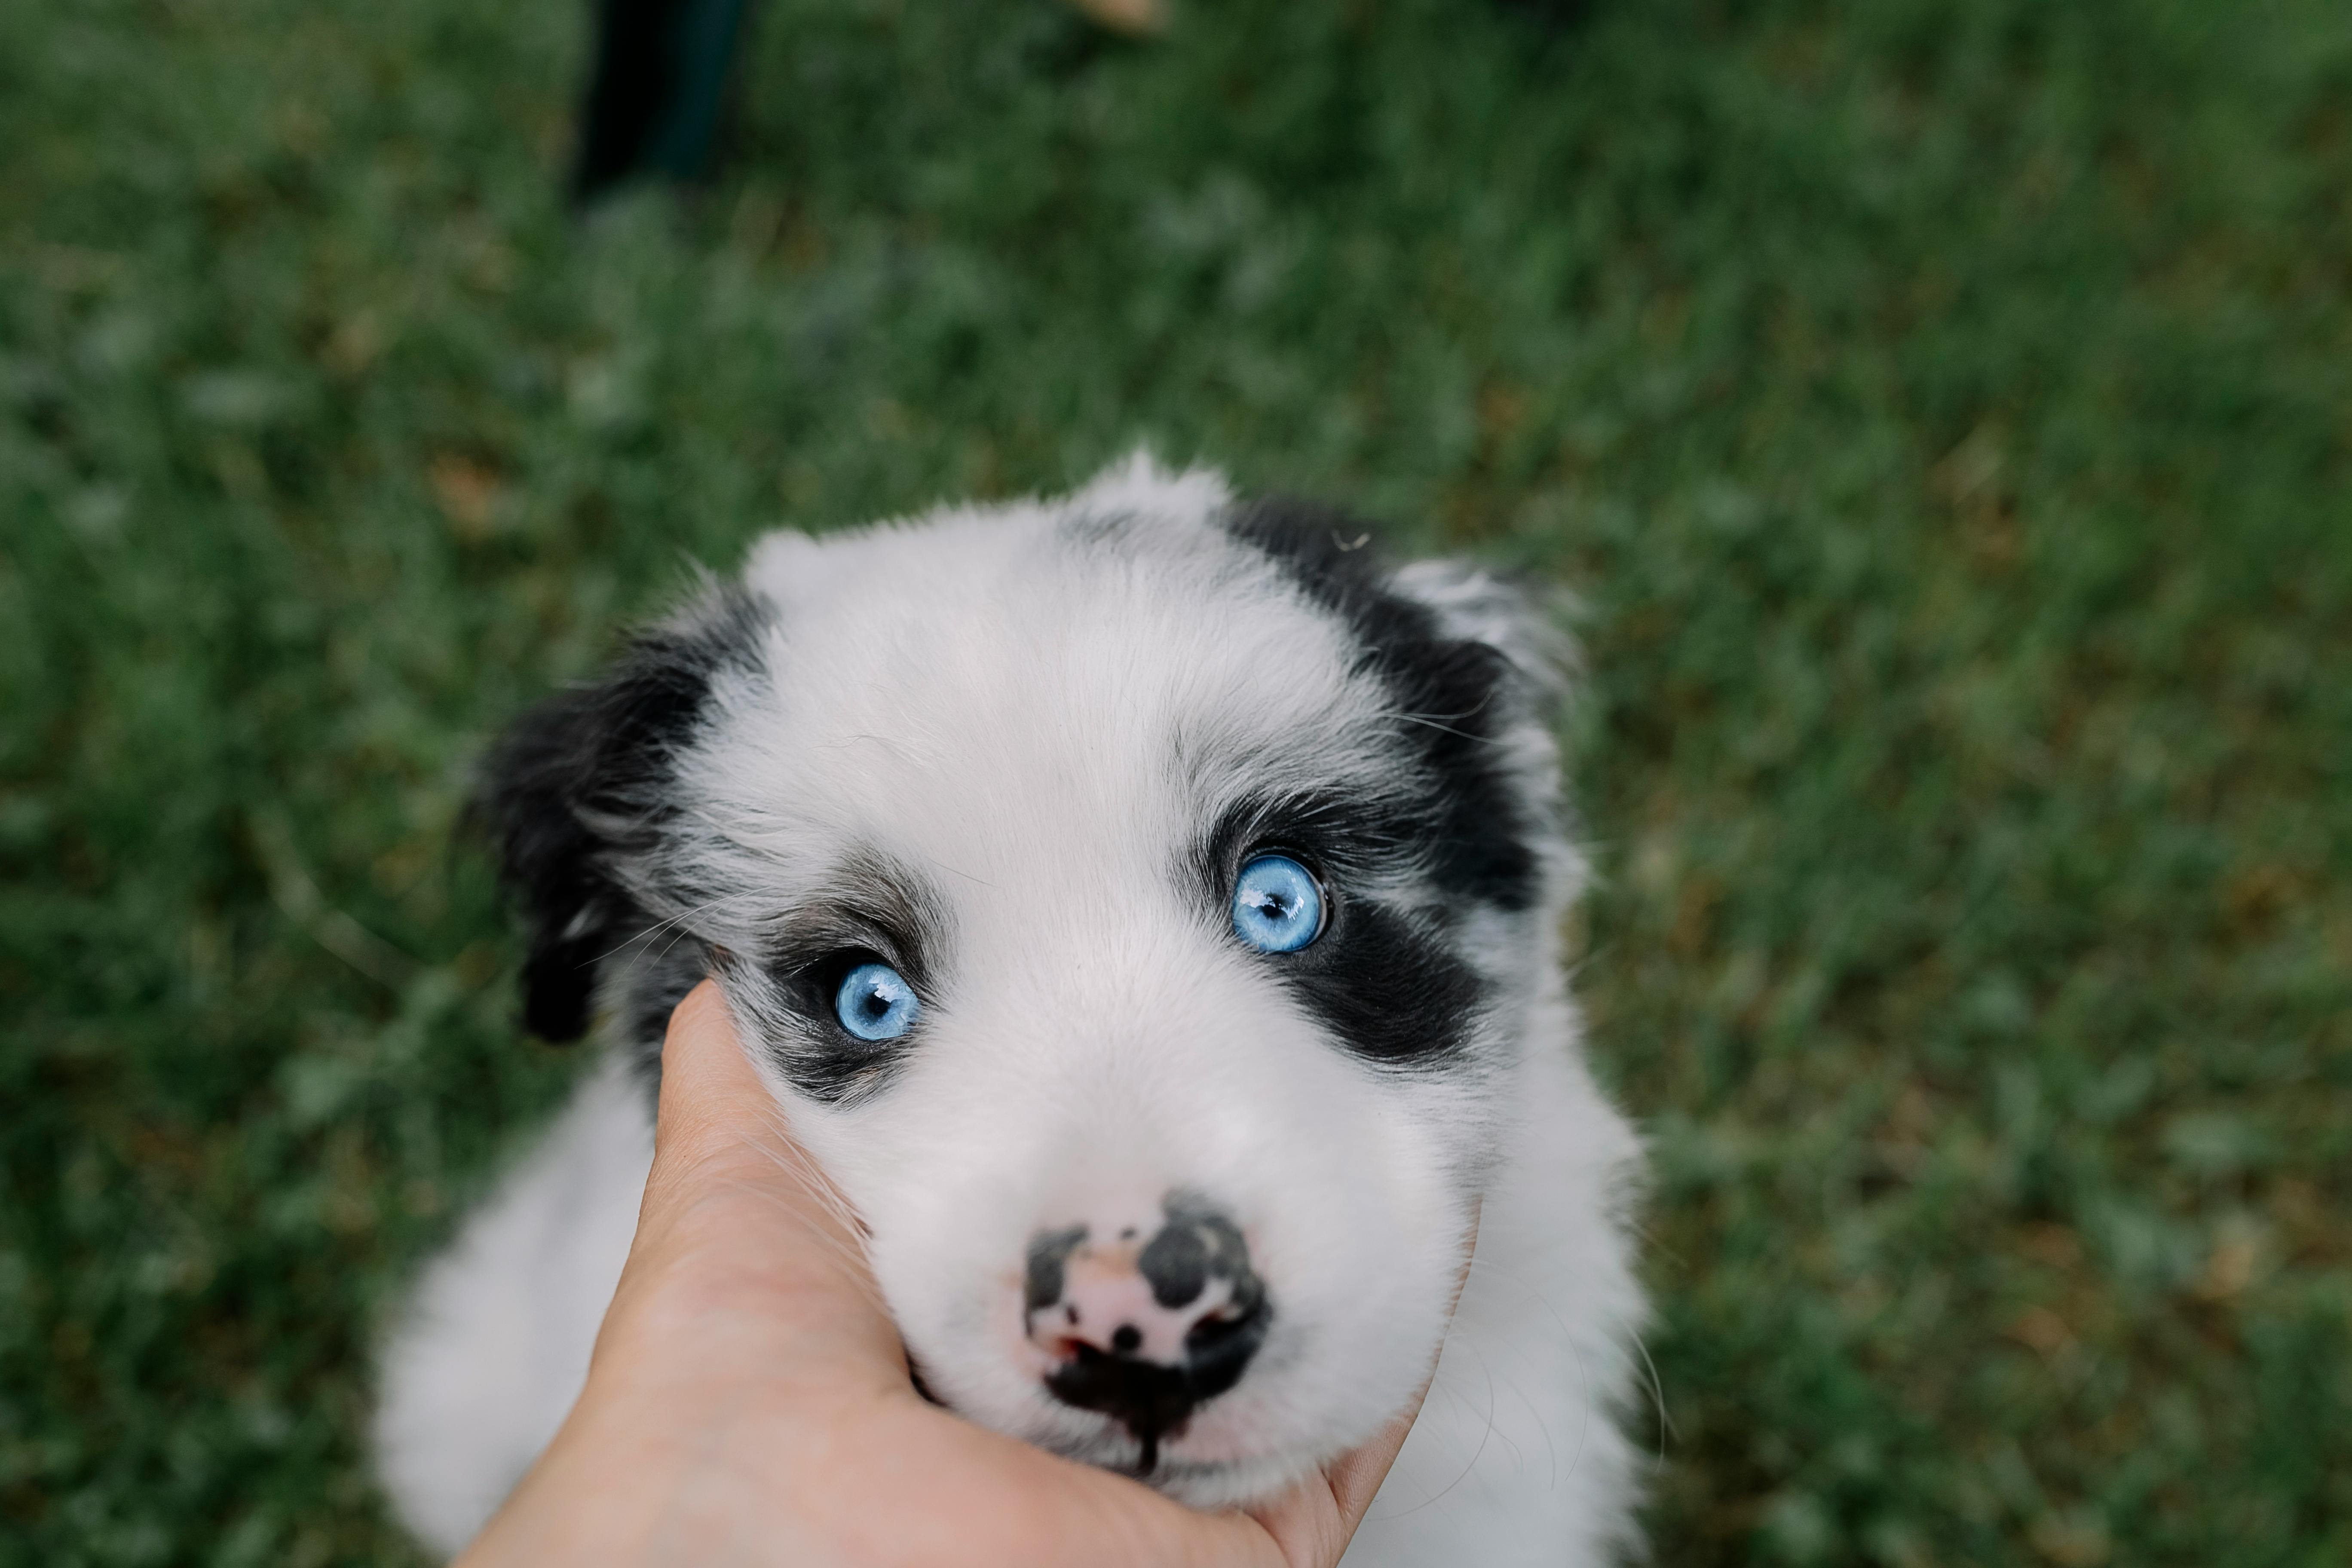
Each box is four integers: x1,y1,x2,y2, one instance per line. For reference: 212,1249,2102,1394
1254,897,1485,1067
1186,793,1488,1070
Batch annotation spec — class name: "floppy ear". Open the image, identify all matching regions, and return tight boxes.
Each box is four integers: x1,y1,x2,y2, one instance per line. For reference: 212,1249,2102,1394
474,586,773,1043
1222,495,1574,915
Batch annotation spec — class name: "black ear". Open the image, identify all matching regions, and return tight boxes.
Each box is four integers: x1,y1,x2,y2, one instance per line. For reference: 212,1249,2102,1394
1222,495,1553,915
474,587,772,1043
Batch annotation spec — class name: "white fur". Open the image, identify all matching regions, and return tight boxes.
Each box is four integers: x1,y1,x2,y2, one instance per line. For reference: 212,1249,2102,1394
374,1057,652,1552
374,458,1645,1562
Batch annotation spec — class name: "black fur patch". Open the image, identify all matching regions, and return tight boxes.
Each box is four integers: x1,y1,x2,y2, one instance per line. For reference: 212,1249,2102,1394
1198,501,1543,1069
1221,497,1539,915
1189,791,1488,1067
1274,893,1486,1066
474,586,774,1048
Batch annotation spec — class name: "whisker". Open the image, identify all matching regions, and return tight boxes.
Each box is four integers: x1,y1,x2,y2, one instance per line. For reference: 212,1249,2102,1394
1439,1250,1638,1488
1368,1335,1504,1522
1390,710,1500,746
1632,1332,1673,1459
586,889,760,970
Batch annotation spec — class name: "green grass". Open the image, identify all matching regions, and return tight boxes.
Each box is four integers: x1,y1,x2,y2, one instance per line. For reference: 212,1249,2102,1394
4,0,2349,1562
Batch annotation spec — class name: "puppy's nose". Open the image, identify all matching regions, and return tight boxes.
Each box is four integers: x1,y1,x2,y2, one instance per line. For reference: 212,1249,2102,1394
1023,1191,1272,1473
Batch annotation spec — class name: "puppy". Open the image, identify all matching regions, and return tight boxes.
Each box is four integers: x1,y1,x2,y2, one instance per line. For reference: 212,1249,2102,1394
374,457,1646,1564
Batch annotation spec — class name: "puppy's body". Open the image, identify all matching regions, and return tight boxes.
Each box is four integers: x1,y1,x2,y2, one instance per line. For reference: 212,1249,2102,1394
376,461,1645,1563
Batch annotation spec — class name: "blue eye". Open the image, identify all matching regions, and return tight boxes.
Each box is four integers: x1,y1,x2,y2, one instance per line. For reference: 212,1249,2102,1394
835,962,920,1041
1231,854,1324,954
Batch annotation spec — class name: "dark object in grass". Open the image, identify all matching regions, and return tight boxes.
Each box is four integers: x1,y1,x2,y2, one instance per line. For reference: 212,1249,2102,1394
1493,0,1595,26
571,0,753,205
567,0,1591,207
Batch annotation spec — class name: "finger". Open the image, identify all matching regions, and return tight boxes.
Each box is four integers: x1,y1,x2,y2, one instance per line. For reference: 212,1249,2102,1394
646,977,793,1178
606,980,902,1383
1239,1405,1418,1568
463,987,902,1563
639,979,855,1254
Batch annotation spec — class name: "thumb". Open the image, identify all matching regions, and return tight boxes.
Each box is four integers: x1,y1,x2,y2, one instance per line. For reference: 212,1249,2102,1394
459,999,898,1563
610,979,899,1382
646,977,795,1179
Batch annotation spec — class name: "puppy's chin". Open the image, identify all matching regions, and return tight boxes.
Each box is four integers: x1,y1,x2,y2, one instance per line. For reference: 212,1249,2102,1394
1024,1419,1321,1510
911,1363,1326,1509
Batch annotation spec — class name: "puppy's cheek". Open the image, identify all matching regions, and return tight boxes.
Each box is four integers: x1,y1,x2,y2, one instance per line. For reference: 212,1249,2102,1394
1243,1245,1449,1461
864,1226,1037,1429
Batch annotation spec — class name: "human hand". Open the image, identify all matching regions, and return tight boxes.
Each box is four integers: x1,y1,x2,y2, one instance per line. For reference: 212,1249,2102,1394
456,981,1448,1568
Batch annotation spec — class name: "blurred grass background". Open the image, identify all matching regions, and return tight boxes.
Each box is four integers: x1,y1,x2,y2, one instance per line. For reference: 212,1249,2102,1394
4,0,2349,1562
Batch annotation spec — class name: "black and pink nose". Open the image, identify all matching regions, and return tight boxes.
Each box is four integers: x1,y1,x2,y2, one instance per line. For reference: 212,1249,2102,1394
1023,1191,1272,1473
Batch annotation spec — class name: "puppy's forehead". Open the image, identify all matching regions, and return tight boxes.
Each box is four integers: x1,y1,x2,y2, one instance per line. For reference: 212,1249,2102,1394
712,505,1387,879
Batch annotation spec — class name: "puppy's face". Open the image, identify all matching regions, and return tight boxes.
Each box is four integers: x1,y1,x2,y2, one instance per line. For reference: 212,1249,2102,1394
484,463,1567,1504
